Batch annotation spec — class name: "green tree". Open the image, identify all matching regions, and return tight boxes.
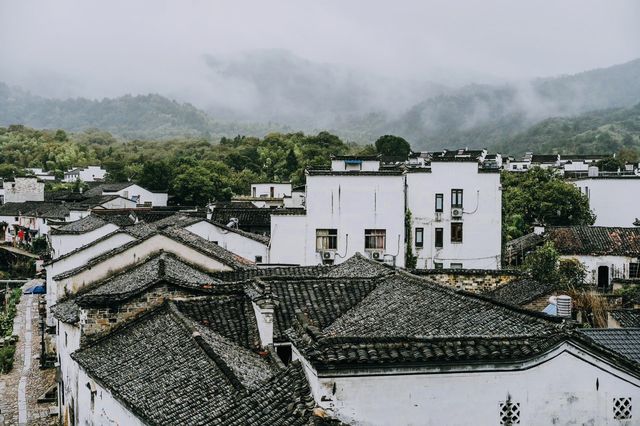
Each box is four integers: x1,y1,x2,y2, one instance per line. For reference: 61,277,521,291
374,135,411,159
522,241,559,284
502,168,595,241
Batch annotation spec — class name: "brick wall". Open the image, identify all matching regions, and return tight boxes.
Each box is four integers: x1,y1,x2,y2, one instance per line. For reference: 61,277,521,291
412,269,520,293
80,283,196,342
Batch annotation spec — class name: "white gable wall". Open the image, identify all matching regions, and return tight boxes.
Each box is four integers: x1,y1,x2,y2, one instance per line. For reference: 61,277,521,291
560,254,636,286
572,178,640,227
251,183,292,198
270,214,308,265
185,220,269,263
296,343,640,426
50,224,120,258
105,184,168,207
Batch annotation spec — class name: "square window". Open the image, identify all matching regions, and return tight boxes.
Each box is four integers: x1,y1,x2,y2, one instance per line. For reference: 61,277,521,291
316,229,338,251
435,228,443,248
415,228,424,248
630,263,639,278
365,229,386,250
255,256,263,263
435,193,444,212
451,222,463,243
450,262,463,269
614,397,632,420
500,401,521,425
434,262,443,270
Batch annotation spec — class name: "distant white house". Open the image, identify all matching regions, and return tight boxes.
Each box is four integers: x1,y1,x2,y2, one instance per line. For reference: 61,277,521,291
251,182,292,198
3,177,45,203
64,166,107,183
26,168,56,181
84,183,168,207
571,173,640,227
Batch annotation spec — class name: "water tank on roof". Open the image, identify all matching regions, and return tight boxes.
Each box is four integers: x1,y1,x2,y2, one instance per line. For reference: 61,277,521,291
557,295,572,318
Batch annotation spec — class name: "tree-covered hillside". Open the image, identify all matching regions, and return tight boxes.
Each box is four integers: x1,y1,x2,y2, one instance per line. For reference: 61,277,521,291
494,103,640,155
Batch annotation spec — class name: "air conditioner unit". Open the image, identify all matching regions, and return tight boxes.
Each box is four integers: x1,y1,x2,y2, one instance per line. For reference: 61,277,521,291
451,208,463,218
321,251,335,260
368,250,384,261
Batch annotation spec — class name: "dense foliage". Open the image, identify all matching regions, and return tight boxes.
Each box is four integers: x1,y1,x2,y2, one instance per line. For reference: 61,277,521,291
502,168,595,241
0,288,21,373
0,126,366,204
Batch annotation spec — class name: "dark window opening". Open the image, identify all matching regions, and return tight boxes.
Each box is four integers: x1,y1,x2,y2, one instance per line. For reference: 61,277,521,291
630,262,639,278
365,229,386,250
435,228,443,248
435,193,444,212
316,229,338,251
276,345,293,366
434,262,443,270
415,228,424,248
451,223,463,243
255,256,263,263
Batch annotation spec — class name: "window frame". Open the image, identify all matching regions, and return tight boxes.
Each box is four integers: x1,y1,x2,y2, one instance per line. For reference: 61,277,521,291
451,222,463,243
364,229,386,251
451,189,463,208
435,193,444,212
435,227,443,248
316,229,338,251
415,227,424,248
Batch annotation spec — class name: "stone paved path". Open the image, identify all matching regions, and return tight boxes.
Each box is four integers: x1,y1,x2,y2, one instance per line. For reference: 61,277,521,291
0,281,57,425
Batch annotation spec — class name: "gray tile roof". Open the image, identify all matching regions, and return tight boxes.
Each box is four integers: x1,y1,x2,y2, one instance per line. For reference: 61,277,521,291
609,310,640,328
207,220,270,245
579,328,640,363
83,182,134,197
71,303,330,425
321,253,394,278
212,265,331,282
50,215,109,234
0,202,70,219
546,226,640,256
486,279,560,306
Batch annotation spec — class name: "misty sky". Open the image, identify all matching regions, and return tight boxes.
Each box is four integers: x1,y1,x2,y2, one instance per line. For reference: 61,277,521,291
1,0,639,102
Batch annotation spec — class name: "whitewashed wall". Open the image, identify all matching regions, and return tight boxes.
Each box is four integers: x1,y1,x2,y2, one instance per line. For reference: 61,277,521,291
251,183,292,198
270,214,308,265
572,177,640,227
407,162,502,269
560,254,636,286
49,223,120,258
76,367,145,426
3,178,44,203
98,197,137,209
296,344,640,426
57,321,81,423
105,184,168,206
186,220,269,263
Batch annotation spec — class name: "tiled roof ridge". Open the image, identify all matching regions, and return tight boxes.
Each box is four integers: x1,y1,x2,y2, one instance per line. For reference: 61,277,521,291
400,270,565,325
167,302,247,392
49,214,109,235
572,329,640,376
313,331,562,345
206,219,271,245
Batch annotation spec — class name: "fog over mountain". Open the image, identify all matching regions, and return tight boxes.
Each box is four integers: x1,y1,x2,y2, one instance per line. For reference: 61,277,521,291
1,1,639,149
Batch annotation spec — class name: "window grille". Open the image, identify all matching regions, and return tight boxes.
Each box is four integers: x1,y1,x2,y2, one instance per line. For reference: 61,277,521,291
613,398,632,420
365,229,386,250
499,401,520,425
451,189,463,208
316,229,338,251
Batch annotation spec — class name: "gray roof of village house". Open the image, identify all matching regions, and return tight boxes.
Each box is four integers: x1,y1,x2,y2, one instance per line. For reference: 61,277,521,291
546,226,640,256
52,224,254,280
0,202,70,219
50,214,110,234
579,328,640,364
486,279,561,307
211,265,331,282
609,309,640,328
321,252,395,278
206,220,270,245
71,303,333,425
306,169,404,176
210,206,272,228
505,232,544,256
83,182,135,197
67,194,125,210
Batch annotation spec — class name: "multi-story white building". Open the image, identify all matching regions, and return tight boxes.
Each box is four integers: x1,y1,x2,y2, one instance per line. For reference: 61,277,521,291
406,157,502,269
572,173,640,227
270,153,503,269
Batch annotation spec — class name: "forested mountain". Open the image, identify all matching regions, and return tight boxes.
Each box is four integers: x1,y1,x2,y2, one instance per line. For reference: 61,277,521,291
1,54,639,150
494,103,640,155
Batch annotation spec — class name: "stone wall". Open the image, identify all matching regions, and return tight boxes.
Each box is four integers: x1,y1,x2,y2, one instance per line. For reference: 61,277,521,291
80,283,195,341
411,269,520,293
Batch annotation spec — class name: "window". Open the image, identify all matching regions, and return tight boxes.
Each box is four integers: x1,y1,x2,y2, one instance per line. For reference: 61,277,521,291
435,228,443,248
270,187,275,197
415,228,424,248
255,256,263,263
316,229,338,251
613,397,632,420
434,262,443,269
451,222,463,243
631,263,640,278
435,193,444,212
512,165,517,170
64,331,68,346
450,263,463,269
451,189,463,208
365,229,386,250
252,187,256,197
499,400,521,425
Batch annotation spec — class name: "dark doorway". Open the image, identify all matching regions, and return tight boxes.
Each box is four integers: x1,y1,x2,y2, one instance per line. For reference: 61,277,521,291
597,266,609,290
276,344,292,366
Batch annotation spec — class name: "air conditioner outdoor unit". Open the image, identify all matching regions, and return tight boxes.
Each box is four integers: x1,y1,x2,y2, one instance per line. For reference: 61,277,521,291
368,251,384,261
321,251,335,260
451,208,463,218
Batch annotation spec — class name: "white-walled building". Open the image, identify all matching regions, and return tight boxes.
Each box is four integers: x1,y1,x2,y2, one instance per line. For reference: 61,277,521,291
63,166,107,183
270,156,406,266
251,182,292,198
572,175,640,227
407,158,502,269
546,226,640,290
3,177,45,203
26,168,56,181
0,202,70,243
84,183,168,207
